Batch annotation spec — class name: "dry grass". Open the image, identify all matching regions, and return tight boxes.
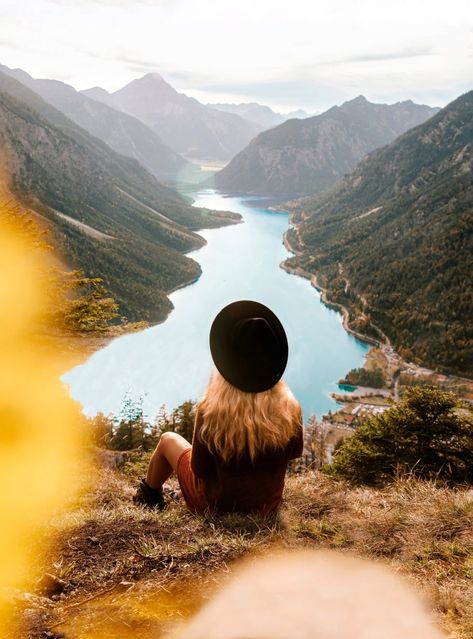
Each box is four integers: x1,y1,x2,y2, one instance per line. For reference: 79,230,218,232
285,474,473,638
14,463,473,639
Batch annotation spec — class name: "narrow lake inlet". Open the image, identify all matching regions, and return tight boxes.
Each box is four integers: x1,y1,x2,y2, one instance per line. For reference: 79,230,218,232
63,190,370,421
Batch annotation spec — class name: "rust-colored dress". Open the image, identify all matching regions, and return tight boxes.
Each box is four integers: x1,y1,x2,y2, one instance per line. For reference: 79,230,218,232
177,407,303,514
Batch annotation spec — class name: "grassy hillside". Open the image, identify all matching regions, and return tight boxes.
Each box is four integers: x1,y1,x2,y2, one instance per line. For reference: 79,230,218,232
0,72,240,322
16,465,473,638
285,91,473,376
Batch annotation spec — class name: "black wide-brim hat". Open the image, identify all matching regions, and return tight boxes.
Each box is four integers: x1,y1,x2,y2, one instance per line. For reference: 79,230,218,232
209,300,288,393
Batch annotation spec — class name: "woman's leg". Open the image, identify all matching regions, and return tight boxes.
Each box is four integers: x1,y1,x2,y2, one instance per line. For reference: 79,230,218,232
146,432,191,489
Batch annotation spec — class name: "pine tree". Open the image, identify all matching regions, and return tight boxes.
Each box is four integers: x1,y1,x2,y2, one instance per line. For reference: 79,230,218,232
171,400,196,443
154,404,173,437
89,412,114,447
110,395,149,451
55,271,120,333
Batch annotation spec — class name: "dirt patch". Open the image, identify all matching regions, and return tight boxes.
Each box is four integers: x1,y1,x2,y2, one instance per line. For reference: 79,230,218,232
52,210,115,241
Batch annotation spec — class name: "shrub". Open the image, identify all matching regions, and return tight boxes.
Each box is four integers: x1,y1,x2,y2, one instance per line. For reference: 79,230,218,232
326,387,473,485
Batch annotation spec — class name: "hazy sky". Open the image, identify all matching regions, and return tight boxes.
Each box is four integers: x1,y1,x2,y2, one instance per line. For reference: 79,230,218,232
1,0,472,112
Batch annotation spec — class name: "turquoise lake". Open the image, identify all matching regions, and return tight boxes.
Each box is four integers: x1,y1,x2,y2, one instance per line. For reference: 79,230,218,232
63,190,370,421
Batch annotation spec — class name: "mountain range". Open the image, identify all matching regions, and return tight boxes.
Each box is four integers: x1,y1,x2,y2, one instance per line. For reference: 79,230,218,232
82,74,263,163
0,64,195,184
213,96,440,196
1,59,470,378
207,102,312,128
284,91,473,377
0,70,240,322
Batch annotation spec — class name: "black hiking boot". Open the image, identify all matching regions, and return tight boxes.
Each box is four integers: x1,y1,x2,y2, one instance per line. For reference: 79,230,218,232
133,478,167,510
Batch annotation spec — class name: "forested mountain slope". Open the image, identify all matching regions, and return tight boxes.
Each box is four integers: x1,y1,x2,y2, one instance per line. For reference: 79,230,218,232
214,96,439,196
0,72,239,322
285,91,473,376
0,64,193,183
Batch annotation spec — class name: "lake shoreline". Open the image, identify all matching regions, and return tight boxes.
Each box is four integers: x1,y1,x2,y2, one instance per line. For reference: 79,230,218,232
59,211,238,370
279,214,473,415
66,194,372,378
63,191,377,420
280,228,380,348
62,191,473,425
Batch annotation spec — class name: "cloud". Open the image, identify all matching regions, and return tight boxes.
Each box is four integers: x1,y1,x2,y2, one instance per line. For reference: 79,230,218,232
117,57,160,73
79,50,216,85
0,39,18,48
333,46,435,64
47,0,174,5
2,0,471,111
192,78,352,111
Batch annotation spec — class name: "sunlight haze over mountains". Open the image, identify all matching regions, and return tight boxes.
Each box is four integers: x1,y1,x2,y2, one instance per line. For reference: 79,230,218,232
1,0,471,112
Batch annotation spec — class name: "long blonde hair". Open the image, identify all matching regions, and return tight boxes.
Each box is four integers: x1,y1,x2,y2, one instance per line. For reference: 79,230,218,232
198,369,301,463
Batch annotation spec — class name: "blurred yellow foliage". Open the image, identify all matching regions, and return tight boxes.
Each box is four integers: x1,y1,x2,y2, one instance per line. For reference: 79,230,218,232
0,201,88,633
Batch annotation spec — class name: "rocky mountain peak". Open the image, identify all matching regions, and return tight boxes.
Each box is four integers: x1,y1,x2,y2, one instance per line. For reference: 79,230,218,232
350,94,368,104
213,96,439,196
338,95,370,111
143,72,165,82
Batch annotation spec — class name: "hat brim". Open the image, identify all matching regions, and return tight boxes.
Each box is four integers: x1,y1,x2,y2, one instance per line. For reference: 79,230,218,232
209,300,288,393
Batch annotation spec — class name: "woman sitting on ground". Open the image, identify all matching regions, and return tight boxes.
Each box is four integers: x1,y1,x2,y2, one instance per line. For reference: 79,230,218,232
134,300,303,514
